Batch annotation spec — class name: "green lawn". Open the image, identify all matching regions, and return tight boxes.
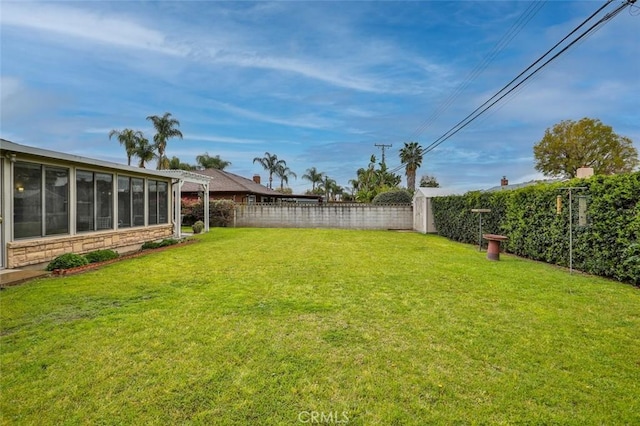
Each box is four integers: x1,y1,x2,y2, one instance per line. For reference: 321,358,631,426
1,229,639,425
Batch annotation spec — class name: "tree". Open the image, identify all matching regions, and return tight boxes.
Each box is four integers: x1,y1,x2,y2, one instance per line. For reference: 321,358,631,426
317,176,343,201
274,187,293,195
372,189,412,204
146,112,183,170
134,137,156,168
253,152,285,189
109,128,144,166
275,164,297,190
168,156,194,170
196,152,231,170
533,117,638,178
419,175,440,188
399,141,423,193
351,155,402,202
302,167,325,191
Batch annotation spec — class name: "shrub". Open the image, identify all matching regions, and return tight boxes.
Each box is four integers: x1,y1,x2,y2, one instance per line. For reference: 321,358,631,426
192,220,204,234
141,238,180,250
372,190,413,204
431,172,640,285
46,253,89,271
158,238,179,247
181,198,236,227
210,199,235,227
84,249,119,264
181,198,202,226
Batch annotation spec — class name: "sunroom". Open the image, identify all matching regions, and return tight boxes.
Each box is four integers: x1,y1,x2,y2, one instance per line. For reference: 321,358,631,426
0,139,209,270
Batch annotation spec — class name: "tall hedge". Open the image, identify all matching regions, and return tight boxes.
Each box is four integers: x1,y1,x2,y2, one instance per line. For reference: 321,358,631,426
431,190,509,245
432,172,640,285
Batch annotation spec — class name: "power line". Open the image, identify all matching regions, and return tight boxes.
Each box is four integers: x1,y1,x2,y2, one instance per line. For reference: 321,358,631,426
419,0,622,156
406,0,547,142
389,0,635,176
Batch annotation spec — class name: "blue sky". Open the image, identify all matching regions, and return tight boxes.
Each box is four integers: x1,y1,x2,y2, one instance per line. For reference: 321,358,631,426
1,1,638,193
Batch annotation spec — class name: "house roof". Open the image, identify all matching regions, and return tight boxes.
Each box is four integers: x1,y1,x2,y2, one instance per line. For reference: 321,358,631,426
484,178,565,192
1,139,172,179
1,139,212,186
181,169,282,197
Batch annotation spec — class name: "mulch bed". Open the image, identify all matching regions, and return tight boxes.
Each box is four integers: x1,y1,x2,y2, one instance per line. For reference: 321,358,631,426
51,238,199,277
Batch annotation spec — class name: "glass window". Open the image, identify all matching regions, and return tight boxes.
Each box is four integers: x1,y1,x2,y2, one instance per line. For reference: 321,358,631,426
148,180,169,225
148,180,158,225
76,170,94,232
158,181,168,224
13,162,42,239
13,162,69,238
132,178,145,226
118,176,131,228
96,173,113,230
45,167,69,235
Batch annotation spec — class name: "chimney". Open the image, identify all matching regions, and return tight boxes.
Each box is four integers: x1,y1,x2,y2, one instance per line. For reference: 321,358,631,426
576,167,594,179
252,174,261,184
500,176,509,187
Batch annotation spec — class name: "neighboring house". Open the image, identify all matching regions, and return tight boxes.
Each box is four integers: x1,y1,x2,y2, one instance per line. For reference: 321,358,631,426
181,169,320,203
484,175,564,192
0,139,210,270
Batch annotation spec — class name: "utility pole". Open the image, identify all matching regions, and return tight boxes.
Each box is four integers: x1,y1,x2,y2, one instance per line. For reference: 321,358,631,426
374,143,392,166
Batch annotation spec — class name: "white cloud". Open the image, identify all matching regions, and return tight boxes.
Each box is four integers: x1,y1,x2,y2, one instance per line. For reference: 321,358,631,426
0,77,62,123
184,134,262,145
0,2,444,94
209,101,339,130
0,2,184,55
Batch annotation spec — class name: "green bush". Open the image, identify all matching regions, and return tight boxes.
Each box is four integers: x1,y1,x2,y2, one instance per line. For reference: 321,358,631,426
192,220,204,234
141,238,180,250
84,249,119,264
46,253,89,271
372,190,412,204
210,199,235,227
182,199,236,227
432,172,640,285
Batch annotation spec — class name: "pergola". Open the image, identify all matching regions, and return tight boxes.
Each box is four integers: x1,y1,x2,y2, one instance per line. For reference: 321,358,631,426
159,170,211,238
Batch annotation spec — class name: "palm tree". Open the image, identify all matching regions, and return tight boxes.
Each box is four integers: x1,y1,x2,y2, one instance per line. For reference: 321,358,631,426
318,177,342,201
168,156,195,170
109,128,144,166
399,141,423,193
146,112,183,170
134,137,156,168
302,167,325,191
275,164,297,190
252,152,285,189
196,152,232,170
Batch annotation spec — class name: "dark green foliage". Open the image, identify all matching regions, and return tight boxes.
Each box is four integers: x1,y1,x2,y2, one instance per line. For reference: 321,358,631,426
431,190,509,245
192,220,204,234
84,250,119,264
432,172,640,285
46,253,89,271
141,239,179,250
372,190,412,204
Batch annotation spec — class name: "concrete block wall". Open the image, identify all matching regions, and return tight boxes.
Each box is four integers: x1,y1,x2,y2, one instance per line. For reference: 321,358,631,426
6,225,172,268
235,204,413,230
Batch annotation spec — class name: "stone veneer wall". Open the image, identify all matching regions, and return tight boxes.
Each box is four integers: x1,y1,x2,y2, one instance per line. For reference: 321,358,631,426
6,225,173,269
